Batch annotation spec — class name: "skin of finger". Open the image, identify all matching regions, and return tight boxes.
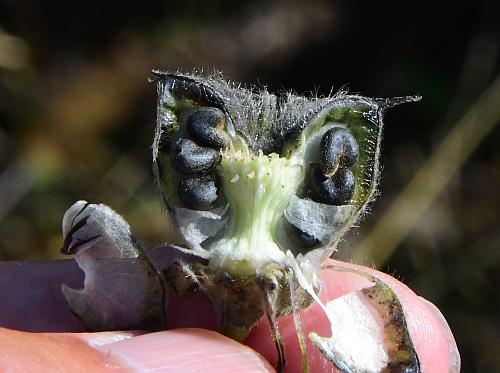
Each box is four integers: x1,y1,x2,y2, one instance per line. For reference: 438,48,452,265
323,260,459,373
0,327,274,373
0,327,127,373
419,297,461,373
99,328,275,373
243,259,458,373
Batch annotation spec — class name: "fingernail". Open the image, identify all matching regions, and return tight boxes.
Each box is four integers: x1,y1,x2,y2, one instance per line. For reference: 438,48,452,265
98,328,275,373
73,331,142,348
420,298,461,373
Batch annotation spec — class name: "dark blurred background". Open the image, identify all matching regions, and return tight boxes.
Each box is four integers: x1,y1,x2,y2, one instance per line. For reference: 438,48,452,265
0,0,499,371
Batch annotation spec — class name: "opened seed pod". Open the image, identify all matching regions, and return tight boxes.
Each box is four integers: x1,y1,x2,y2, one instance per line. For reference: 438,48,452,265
60,71,421,373
153,72,420,261
152,71,420,367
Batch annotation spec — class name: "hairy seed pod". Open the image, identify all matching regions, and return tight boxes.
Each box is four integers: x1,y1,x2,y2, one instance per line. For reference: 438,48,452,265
170,138,220,174
320,127,359,176
186,107,231,149
178,174,219,210
310,164,355,205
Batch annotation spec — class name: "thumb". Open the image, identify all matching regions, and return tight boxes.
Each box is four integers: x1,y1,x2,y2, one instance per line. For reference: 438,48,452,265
0,327,274,373
98,328,275,372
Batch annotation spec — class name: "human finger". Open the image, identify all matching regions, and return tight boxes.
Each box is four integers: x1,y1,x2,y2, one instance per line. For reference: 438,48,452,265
0,327,274,373
244,259,460,372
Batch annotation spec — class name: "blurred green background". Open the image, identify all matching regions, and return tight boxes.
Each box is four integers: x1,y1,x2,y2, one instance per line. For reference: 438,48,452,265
0,0,499,371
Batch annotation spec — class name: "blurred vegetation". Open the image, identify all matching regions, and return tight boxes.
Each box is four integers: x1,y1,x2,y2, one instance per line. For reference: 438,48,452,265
0,0,499,371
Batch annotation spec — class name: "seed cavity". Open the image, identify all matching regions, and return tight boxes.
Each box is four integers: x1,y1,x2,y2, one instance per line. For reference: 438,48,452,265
170,137,220,174
178,174,219,210
310,164,355,205
187,107,231,149
320,127,359,177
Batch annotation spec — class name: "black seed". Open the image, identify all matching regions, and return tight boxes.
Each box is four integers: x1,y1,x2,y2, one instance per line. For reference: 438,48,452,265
320,127,359,176
157,72,228,109
186,107,231,149
310,164,355,205
170,138,220,174
285,220,323,250
178,174,219,210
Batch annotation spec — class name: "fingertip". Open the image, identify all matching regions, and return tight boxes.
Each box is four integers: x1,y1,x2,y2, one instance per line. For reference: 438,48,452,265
100,328,275,373
321,260,460,373
419,297,461,373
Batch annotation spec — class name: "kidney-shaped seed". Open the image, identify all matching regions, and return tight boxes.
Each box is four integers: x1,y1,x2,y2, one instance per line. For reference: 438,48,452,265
186,107,231,150
310,164,355,205
320,127,359,176
285,220,324,250
178,174,219,210
170,138,220,174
